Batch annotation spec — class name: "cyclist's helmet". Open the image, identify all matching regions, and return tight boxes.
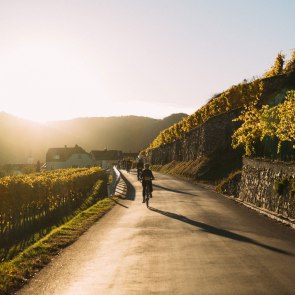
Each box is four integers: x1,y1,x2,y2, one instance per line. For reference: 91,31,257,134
144,163,150,169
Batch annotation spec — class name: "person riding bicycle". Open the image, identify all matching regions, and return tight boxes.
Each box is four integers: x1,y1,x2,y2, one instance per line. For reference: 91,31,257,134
126,160,132,173
141,163,155,203
136,159,144,180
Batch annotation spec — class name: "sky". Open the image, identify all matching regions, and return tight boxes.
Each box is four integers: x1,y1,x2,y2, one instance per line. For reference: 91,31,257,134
0,0,294,123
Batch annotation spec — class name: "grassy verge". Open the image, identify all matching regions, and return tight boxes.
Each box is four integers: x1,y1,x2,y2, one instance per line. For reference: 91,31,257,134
151,158,212,181
0,196,118,295
151,149,243,184
0,178,109,262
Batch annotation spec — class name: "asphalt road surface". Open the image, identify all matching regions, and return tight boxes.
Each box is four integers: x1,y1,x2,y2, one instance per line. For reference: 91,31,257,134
17,170,295,295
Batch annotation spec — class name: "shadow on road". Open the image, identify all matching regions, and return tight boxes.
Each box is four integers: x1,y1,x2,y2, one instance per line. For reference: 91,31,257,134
149,207,293,256
153,184,198,197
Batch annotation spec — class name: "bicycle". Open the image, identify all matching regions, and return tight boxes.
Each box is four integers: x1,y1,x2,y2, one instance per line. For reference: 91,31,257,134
143,176,153,208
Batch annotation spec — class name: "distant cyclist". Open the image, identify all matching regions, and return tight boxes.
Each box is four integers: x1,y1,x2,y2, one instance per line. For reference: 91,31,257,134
141,163,155,203
126,160,132,173
136,159,144,180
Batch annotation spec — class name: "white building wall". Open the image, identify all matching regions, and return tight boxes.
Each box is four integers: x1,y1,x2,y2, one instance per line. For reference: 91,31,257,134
46,161,67,170
66,154,95,168
46,153,95,170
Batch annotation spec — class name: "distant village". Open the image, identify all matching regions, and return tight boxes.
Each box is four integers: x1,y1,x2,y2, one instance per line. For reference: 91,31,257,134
0,144,139,176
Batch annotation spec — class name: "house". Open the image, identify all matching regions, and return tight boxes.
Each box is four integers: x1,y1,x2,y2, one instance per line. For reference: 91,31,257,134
45,145,95,170
90,149,123,169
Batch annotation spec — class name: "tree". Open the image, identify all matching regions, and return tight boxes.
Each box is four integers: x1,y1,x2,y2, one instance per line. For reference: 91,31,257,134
264,52,285,77
232,90,295,156
274,90,295,151
284,49,295,73
231,101,264,156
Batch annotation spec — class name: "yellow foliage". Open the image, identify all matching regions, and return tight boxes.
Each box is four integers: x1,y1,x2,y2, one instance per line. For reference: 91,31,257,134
232,90,295,155
145,79,264,151
0,167,106,236
264,52,285,78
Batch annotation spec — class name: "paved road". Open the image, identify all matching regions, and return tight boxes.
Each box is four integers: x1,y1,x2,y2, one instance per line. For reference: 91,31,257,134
17,170,295,295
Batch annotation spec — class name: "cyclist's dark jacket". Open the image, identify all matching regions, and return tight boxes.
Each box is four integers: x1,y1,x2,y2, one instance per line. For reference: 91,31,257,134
141,168,154,183
141,168,154,196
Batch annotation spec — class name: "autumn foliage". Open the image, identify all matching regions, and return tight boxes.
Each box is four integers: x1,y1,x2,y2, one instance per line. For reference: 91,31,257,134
232,90,295,157
146,79,263,151
145,50,295,158
0,167,108,244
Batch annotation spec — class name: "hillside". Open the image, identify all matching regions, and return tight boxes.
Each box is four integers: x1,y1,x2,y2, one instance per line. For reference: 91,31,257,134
144,54,295,182
0,113,187,164
146,51,295,151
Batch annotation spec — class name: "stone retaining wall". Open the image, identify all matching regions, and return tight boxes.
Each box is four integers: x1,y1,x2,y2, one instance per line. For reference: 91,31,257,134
239,158,295,220
147,109,241,165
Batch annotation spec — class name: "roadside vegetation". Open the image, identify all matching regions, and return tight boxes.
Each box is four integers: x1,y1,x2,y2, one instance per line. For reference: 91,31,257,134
232,90,295,159
0,167,118,295
0,196,117,295
0,167,108,258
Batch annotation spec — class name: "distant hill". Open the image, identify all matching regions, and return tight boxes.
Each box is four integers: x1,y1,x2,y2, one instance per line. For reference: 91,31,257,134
0,112,187,164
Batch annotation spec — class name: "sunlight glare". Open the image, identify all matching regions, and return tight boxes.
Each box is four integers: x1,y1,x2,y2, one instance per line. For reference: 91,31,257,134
1,41,107,122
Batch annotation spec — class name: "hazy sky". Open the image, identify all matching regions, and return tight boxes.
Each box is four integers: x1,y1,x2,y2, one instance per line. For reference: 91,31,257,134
0,0,294,122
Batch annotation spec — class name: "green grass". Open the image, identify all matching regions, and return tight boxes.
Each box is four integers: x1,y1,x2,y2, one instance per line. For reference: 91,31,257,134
0,196,118,295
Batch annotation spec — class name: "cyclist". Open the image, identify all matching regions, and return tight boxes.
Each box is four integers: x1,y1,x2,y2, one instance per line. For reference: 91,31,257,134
136,159,144,180
141,163,155,203
126,160,132,173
